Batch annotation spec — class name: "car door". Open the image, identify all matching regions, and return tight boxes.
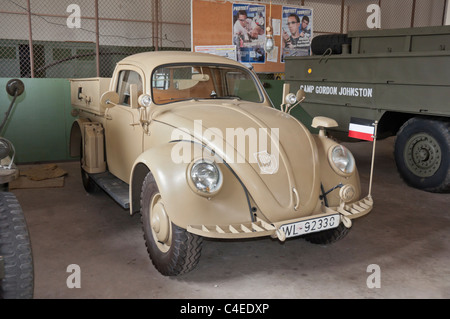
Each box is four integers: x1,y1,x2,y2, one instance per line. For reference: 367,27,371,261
105,67,145,183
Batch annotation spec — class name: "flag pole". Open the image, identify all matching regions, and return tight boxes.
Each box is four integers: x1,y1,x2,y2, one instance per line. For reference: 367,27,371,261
368,120,378,199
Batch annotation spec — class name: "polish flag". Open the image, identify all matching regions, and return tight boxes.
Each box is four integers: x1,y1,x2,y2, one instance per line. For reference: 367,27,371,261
348,117,375,141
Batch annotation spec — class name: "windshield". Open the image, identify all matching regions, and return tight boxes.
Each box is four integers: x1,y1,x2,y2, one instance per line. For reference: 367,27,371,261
152,64,263,104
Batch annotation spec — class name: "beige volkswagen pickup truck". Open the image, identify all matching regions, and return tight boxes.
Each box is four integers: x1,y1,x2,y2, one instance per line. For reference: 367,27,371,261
69,51,373,276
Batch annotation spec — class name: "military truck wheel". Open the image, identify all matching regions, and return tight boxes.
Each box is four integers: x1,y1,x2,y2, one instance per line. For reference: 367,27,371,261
394,117,449,193
0,192,34,299
303,223,350,245
140,171,202,276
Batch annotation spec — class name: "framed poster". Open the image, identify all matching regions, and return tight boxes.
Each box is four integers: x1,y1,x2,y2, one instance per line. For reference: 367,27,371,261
232,3,266,64
192,0,287,72
280,6,313,62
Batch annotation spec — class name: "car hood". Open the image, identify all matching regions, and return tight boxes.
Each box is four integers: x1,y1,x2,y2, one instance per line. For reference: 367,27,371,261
154,100,321,221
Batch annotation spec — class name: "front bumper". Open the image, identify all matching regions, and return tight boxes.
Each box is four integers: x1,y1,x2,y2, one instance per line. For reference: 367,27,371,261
187,195,373,241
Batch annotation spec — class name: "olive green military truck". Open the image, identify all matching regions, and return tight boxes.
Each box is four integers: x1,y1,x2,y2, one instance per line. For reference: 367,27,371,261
69,51,374,276
285,26,450,193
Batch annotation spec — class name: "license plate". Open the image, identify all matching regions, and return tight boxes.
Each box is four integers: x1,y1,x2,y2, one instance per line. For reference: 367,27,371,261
280,214,340,238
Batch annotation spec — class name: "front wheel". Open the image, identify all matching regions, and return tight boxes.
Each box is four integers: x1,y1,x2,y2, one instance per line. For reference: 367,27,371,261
140,171,202,276
394,117,449,193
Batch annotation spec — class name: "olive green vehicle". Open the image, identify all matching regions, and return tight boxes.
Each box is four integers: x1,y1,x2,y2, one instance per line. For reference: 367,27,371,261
69,51,374,276
285,25,450,193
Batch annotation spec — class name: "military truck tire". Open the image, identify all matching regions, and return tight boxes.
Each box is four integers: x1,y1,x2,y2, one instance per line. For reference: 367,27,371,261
303,223,350,245
140,171,202,276
394,117,450,193
0,192,34,299
311,34,351,55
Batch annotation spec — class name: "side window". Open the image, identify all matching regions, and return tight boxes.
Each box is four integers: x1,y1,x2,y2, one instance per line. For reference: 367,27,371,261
116,70,143,106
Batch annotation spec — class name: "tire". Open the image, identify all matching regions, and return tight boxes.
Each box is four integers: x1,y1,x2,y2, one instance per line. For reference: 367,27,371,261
80,143,100,193
311,34,351,55
140,172,202,276
394,117,450,193
81,167,100,193
0,192,34,299
303,223,350,245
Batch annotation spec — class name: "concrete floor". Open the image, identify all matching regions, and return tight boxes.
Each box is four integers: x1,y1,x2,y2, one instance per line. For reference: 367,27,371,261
11,137,449,299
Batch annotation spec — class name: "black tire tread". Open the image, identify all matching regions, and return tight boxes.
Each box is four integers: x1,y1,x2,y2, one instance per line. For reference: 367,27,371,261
140,172,202,276
394,117,450,193
303,223,350,245
0,192,34,299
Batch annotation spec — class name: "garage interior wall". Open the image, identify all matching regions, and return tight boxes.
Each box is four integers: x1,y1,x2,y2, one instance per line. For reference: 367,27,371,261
0,0,447,162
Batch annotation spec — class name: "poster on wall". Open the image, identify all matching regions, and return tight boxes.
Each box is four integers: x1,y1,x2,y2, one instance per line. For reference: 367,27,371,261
280,6,313,63
232,3,266,64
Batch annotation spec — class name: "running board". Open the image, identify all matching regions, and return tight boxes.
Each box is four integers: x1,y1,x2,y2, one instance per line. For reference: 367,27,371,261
89,171,130,209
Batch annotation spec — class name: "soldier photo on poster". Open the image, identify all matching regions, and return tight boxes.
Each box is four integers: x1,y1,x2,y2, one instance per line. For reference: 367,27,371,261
281,6,313,62
232,3,266,64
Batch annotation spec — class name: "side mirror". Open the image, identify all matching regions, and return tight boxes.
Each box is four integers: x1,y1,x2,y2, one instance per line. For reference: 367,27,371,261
295,89,306,103
281,84,306,113
100,91,119,109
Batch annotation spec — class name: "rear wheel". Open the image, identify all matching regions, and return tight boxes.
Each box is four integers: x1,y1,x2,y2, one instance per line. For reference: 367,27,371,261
140,171,202,276
81,166,99,193
80,143,99,193
303,223,350,245
394,117,449,193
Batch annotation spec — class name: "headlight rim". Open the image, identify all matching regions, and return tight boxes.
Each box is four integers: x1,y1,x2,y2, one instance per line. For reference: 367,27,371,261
187,158,223,197
327,144,356,177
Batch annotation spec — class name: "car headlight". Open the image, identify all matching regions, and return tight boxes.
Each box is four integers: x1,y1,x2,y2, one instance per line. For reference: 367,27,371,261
189,159,223,196
329,145,355,176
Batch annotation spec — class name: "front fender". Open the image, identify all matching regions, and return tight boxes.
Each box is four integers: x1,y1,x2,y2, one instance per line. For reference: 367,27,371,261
313,135,362,206
130,142,253,229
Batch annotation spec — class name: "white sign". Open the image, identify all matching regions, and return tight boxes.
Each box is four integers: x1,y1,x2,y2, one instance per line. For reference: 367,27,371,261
195,45,237,61
299,84,374,98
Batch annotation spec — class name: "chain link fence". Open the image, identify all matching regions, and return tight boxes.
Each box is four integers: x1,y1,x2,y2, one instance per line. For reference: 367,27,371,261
0,0,447,79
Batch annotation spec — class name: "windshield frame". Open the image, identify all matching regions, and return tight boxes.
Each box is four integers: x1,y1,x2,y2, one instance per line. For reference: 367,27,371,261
150,62,265,105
